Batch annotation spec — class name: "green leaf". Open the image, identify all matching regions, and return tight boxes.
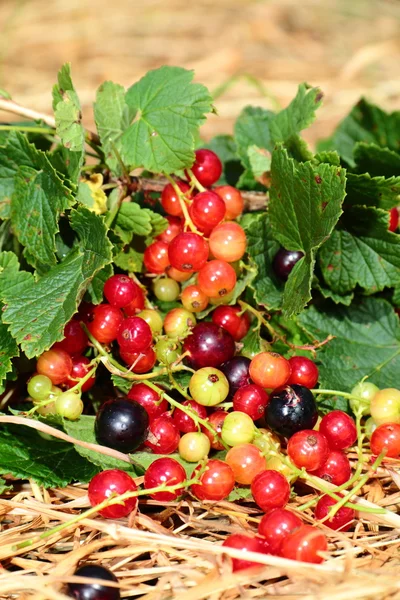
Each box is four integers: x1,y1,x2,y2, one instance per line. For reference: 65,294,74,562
299,298,400,390
48,145,83,186
62,415,136,474
86,263,113,304
247,145,271,180
121,66,213,173
53,64,85,153
345,172,400,210
114,202,152,243
1,207,112,357
111,374,133,394
146,210,168,241
114,248,143,273
313,278,354,306
318,206,400,294
94,81,130,176
240,327,268,358
130,450,197,478
0,322,19,390
234,106,274,171
0,423,99,487
314,151,341,166
269,146,346,316
227,487,252,502
269,83,323,144
353,142,400,178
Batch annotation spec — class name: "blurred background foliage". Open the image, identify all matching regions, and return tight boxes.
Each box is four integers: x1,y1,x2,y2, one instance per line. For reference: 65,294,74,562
0,0,399,145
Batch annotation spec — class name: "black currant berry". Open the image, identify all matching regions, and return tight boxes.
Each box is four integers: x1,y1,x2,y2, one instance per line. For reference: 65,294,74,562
265,384,318,438
272,248,304,281
221,356,251,398
95,398,149,453
68,564,120,600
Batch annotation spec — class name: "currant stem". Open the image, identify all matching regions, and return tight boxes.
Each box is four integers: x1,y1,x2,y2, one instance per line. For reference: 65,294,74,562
68,358,100,393
164,174,199,234
186,169,207,193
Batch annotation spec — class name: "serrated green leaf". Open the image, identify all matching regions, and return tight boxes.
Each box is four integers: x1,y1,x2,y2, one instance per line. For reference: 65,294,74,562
1,208,112,357
313,278,354,306
121,66,213,174
234,106,274,171
86,263,113,304
52,63,74,109
145,210,168,240
48,145,84,186
318,206,400,294
314,150,341,166
345,172,400,210
227,487,252,502
114,248,144,273
353,142,400,178
269,146,346,316
240,327,268,359
111,374,133,394
0,322,19,390
269,83,323,144
53,64,85,153
298,298,400,390
393,285,400,307
130,450,197,478
94,81,130,176
115,202,152,243
247,145,271,180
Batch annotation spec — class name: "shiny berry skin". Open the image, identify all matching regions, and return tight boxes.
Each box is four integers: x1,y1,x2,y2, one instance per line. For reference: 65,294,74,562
233,384,269,421
168,232,209,273
272,248,304,281
137,309,163,335
287,356,319,389
183,322,235,369
65,355,96,392
226,443,266,484
68,564,120,600
103,275,138,308
95,398,149,453
209,222,247,263
251,470,290,512
164,307,196,338
37,348,73,385
53,319,88,356
188,149,222,187
154,338,181,366
88,304,124,344
258,508,302,555
172,399,208,433
370,388,400,425
117,317,153,353
389,207,399,232
143,241,170,274
191,459,235,501
212,305,250,341
144,457,186,501
287,430,329,472
280,525,327,563
222,533,267,571
157,215,183,244
161,181,191,217
350,381,379,416
190,190,226,234
28,374,53,402
265,384,318,438
127,383,168,421
88,469,137,519
197,260,237,298
249,352,291,390
166,266,192,282
119,346,156,373
189,367,229,406
181,285,209,313
153,278,180,302
319,410,357,451
314,450,351,485
123,290,145,316
370,423,400,457
145,415,180,454
314,495,355,531
202,410,228,450
221,411,255,446
179,431,210,462
214,185,244,220
221,356,251,399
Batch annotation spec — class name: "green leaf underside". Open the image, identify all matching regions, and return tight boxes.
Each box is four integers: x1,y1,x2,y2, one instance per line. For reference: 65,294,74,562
345,172,400,210
53,64,85,153
298,297,400,390
1,208,112,357
121,66,213,173
353,142,400,178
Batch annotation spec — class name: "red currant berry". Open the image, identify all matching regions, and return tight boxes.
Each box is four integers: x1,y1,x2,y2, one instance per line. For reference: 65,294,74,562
88,469,137,518
202,410,228,450
214,185,244,220
68,565,119,600
273,248,304,281
209,222,247,263
168,232,209,273
222,533,267,571
190,191,226,234
251,470,290,511
319,410,357,451
181,285,209,313
157,215,183,244
127,383,168,421
166,266,192,282
233,384,269,421
389,207,399,232
258,508,302,555
143,241,170,274
37,348,73,385
65,355,95,392
314,450,352,485
212,305,250,341
103,275,139,309
188,149,222,187
370,423,400,457
249,352,291,390
144,457,186,501
117,317,153,353
53,319,88,356
226,443,266,485
287,430,329,472
119,347,156,373
145,415,180,454
161,181,191,217
95,398,149,453
123,287,146,315
287,356,319,389
197,260,237,298
280,525,327,563
314,495,355,531
88,304,124,344
191,459,235,501
172,399,207,433
183,322,235,369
